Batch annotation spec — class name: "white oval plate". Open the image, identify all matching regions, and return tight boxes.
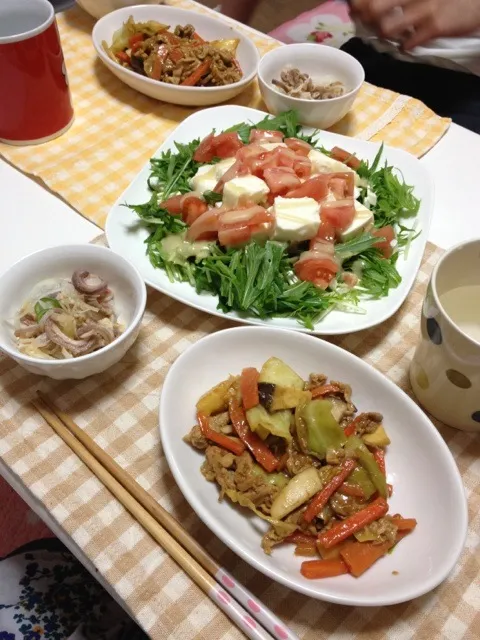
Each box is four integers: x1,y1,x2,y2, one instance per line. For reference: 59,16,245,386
106,105,434,335
160,326,467,606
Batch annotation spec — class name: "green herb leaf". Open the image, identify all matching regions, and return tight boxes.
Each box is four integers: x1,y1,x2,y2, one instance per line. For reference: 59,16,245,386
34,297,61,322
335,233,379,261
203,190,223,206
148,139,201,200
344,249,402,299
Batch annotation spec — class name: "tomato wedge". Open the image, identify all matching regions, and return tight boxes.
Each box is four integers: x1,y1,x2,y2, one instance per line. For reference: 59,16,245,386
249,129,284,143
293,157,312,179
295,257,338,289
212,132,244,159
330,146,362,170
193,132,215,163
371,225,395,258
193,132,243,163
264,167,301,196
329,177,347,199
328,172,355,197
160,194,184,215
284,137,312,156
285,175,329,201
181,196,208,226
321,199,356,231
309,221,336,248
186,208,220,241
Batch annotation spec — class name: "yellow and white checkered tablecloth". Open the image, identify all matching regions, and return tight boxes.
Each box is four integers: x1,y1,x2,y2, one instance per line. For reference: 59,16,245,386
0,241,479,640
0,0,449,230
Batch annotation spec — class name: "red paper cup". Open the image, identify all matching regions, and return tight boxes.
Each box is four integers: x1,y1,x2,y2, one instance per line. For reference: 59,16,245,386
0,0,74,145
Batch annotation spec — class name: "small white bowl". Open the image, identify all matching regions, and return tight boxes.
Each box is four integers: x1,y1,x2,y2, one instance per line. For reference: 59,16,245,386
258,43,365,130
92,5,260,107
76,0,159,20
0,245,147,380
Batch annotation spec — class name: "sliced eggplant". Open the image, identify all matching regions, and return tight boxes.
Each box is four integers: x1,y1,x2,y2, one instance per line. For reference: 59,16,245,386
258,382,312,411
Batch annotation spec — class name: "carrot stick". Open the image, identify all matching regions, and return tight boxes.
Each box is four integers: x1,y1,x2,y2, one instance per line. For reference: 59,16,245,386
300,558,349,579
181,59,211,86
197,412,245,456
303,459,356,523
309,384,342,399
240,367,260,410
318,497,389,548
392,517,417,531
373,448,386,476
340,538,393,577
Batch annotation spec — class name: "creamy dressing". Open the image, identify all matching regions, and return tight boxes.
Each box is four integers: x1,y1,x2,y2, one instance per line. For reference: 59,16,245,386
160,232,214,265
439,285,480,344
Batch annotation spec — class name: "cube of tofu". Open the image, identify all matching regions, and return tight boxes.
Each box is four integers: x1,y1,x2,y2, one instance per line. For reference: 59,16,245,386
222,175,270,208
337,200,374,242
214,157,237,180
189,164,218,193
308,149,360,185
272,197,320,243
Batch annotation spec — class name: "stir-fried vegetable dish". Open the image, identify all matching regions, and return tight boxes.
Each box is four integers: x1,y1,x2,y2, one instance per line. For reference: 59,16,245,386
14,271,122,360
185,357,416,579
129,111,420,329
103,16,242,86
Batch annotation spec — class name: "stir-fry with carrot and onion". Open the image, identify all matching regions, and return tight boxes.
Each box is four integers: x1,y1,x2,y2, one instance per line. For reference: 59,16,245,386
184,357,416,579
103,16,242,86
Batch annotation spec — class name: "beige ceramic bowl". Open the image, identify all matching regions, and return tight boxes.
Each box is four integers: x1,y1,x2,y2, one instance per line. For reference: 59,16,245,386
92,5,260,106
410,239,480,432
258,43,364,130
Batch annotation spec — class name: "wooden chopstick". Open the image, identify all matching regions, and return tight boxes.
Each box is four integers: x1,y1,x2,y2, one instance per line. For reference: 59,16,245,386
34,394,297,640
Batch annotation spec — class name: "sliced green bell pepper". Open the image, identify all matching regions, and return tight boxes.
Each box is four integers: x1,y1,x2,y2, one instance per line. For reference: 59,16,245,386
345,436,387,498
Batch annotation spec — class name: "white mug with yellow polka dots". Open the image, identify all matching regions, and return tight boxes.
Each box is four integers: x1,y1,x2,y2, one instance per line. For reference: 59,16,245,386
410,239,480,431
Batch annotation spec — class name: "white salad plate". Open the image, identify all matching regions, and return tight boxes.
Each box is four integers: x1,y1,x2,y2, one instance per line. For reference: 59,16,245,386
159,327,467,606
106,105,434,335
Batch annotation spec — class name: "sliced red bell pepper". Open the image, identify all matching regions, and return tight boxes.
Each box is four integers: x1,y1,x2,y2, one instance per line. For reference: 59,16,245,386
303,458,356,523
128,33,144,48
240,367,260,410
197,412,245,457
309,384,342,399
116,51,131,64
228,398,280,472
150,44,169,81
181,59,211,87
372,447,386,476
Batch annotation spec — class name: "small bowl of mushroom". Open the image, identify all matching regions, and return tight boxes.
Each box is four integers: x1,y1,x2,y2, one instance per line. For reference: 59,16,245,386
258,43,365,129
0,244,147,379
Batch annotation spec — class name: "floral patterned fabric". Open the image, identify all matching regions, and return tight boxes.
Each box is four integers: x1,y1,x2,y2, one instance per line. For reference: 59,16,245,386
269,0,354,49
0,541,148,640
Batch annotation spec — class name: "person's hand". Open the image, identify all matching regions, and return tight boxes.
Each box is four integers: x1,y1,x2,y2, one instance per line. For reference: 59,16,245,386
351,0,480,49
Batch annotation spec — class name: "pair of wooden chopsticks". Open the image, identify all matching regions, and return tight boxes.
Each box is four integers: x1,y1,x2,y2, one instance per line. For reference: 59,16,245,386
34,393,298,640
